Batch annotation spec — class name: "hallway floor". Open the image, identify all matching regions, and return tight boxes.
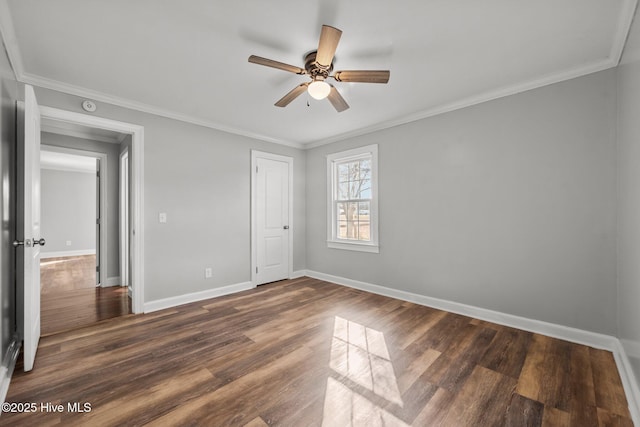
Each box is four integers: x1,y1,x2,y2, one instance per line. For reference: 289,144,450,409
40,255,131,336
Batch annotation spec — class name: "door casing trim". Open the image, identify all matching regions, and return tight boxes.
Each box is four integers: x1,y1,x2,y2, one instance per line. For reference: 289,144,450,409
39,105,145,313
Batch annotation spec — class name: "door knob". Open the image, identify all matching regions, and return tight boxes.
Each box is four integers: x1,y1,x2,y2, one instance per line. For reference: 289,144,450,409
13,239,32,247
33,238,46,246
283,225,289,230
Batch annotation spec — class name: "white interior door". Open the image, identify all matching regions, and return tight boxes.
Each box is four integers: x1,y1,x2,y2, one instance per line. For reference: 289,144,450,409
19,85,42,372
256,156,290,285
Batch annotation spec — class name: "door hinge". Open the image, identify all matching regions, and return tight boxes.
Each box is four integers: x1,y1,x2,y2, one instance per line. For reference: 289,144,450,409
256,166,258,173
96,266,100,272
96,218,101,224
256,267,258,274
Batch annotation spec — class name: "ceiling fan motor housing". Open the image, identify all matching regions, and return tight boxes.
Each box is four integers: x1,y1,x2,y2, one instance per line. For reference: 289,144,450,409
305,51,333,81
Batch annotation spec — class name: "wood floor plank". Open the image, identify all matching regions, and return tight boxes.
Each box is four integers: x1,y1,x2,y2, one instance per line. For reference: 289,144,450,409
244,417,269,427
411,387,455,426
596,407,635,427
479,327,532,379
505,393,544,427
440,365,517,426
3,277,632,426
397,348,441,394
424,325,497,392
541,407,570,427
516,333,551,403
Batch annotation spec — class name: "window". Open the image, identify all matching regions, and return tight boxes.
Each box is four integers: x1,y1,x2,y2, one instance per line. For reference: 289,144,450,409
327,145,379,253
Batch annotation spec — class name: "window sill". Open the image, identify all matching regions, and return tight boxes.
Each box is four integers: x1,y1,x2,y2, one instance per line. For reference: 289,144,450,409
327,241,379,253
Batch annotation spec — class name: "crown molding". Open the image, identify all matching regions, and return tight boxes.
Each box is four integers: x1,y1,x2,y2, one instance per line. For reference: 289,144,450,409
305,57,618,149
613,0,640,65
19,72,304,149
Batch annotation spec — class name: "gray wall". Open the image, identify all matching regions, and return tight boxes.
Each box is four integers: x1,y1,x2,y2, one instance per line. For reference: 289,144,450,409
40,168,96,253
0,41,19,374
617,6,640,384
33,87,306,303
306,69,617,335
41,132,120,280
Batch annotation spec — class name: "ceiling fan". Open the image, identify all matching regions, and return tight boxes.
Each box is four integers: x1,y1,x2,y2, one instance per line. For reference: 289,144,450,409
248,25,390,112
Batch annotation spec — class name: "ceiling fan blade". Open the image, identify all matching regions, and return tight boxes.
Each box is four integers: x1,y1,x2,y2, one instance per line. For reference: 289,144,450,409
327,85,349,112
248,55,305,75
316,25,342,67
275,83,309,107
333,70,390,83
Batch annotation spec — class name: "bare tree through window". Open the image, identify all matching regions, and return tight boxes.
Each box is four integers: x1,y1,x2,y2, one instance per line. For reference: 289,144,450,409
336,158,372,241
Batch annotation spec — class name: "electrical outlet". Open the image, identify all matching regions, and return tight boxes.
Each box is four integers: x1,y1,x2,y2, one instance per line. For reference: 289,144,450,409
204,268,212,279
66,240,72,246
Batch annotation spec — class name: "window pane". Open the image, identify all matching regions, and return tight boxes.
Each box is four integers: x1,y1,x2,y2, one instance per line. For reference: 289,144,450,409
358,202,370,241
345,220,358,240
359,186,372,199
338,220,348,239
338,183,349,200
346,202,357,222
358,202,370,218
359,221,370,241
354,178,371,199
337,202,347,221
338,163,350,182
349,162,360,181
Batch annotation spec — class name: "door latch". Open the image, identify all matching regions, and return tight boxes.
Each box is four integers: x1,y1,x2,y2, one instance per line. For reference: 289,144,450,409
13,239,32,247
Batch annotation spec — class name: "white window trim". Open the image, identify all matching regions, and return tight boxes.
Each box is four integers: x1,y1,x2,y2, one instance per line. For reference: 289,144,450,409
326,144,379,253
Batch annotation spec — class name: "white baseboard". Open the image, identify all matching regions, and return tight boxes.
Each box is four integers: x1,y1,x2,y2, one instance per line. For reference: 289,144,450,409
618,340,640,423
102,276,121,287
40,249,96,259
0,337,20,406
305,270,617,350
143,281,254,313
304,269,640,426
290,270,306,279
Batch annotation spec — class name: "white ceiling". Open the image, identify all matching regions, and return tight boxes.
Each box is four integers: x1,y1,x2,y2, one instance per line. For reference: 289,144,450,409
1,0,637,147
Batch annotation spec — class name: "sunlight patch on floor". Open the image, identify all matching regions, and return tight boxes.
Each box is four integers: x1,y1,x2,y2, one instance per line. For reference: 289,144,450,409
323,316,407,426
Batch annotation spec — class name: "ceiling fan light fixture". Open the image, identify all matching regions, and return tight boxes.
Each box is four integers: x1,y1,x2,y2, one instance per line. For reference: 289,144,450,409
308,80,331,100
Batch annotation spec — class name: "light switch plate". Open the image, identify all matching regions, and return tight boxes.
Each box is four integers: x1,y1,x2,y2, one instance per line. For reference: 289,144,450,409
159,212,167,223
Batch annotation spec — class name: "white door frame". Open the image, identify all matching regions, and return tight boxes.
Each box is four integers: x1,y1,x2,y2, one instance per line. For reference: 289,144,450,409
251,151,294,287
40,145,107,285
39,105,145,314
119,148,130,289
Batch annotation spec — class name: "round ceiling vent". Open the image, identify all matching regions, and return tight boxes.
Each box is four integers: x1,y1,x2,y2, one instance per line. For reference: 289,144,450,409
81,100,97,112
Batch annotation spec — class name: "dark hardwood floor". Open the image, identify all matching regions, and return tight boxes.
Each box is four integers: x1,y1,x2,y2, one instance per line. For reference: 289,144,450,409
41,255,97,292
41,287,132,336
4,277,633,426
40,255,131,336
